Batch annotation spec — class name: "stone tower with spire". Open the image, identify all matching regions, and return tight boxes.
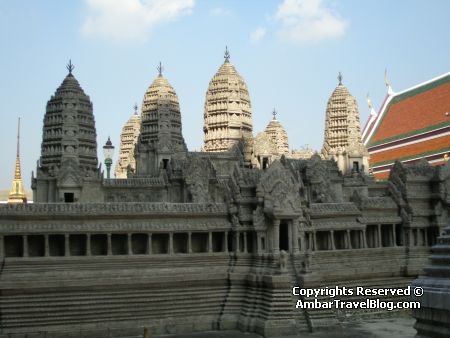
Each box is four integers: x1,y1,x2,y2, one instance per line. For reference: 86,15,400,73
135,63,187,176
32,61,102,202
322,73,369,175
203,47,253,152
115,104,141,178
8,118,27,204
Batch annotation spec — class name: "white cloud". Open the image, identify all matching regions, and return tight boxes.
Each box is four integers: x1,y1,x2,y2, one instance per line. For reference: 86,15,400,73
275,0,347,44
209,7,230,16
81,0,195,41
250,27,266,43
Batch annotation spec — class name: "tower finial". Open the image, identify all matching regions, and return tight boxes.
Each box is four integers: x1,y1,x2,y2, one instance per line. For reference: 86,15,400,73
134,103,138,115
272,108,277,120
66,59,74,74
224,46,230,63
384,68,394,95
338,72,343,85
157,62,163,77
366,93,377,117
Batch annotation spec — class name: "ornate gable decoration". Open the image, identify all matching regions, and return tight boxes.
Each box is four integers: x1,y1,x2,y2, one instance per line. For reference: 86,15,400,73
183,156,216,203
257,160,303,216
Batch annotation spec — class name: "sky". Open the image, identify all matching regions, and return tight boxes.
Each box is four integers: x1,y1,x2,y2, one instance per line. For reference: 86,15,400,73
0,0,449,191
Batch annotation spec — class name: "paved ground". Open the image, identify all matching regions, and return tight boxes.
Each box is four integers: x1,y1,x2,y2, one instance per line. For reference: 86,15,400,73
146,316,416,338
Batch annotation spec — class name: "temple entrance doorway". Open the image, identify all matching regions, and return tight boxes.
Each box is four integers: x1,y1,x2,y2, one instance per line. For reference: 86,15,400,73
279,221,289,251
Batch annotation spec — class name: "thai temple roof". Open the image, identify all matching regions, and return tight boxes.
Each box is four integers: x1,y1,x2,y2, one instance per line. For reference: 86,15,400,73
362,71,450,179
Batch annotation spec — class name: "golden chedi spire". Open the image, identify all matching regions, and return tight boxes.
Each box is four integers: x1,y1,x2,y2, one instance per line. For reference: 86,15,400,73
8,118,27,204
203,47,253,152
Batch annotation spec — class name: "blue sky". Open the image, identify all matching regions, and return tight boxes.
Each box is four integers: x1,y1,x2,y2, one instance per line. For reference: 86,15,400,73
0,0,449,191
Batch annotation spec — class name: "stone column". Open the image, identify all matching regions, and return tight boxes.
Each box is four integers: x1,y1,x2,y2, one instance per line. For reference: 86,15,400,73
313,231,317,251
188,232,192,254
330,231,336,250
107,233,112,255
23,235,28,257
65,234,70,257
377,224,382,247
362,229,367,248
292,220,300,254
127,233,132,255
208,232,213,253
86,234,91,256
168,233,173,254
0,235,4,257
424,229,428,246
392,225,397,247
224,232,228,253
347,230,352,249
235,232,240,253
256,232,261,254
148,234,152,255
243,232,247,253
273,219,280,255
44,235,50,257
300,231,306,252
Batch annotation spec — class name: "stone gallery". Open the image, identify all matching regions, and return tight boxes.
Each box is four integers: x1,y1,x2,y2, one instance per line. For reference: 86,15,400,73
0,51,449,337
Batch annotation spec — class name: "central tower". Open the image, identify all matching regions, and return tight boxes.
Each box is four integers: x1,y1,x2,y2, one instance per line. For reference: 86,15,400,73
203,47,252,152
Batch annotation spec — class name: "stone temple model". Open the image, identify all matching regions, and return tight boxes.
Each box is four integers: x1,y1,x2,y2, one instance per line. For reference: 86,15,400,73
0,53,449,338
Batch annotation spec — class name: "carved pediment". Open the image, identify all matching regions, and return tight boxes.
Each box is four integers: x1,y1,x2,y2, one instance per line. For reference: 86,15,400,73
257,161,303,216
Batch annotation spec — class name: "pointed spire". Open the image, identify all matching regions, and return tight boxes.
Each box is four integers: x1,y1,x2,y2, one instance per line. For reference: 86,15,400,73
366,93,377,117
384,68,394,95
337,72,343,85
66,59,75,75
157,62,163,77
224,46,230,63
133,103,138,115
8,117,27,204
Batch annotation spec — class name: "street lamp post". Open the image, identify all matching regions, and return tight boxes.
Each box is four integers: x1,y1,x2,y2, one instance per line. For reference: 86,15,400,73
103,137,115,179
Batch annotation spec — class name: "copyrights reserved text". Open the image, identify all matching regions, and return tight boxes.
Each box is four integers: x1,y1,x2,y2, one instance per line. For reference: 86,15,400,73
292,286,422,310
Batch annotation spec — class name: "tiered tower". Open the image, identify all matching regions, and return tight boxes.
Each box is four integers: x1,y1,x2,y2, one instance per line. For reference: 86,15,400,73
32,61,101,202
264,109,289,155
115,104,141,178
135,63,187,176
252,110,290,169
7,118,27,204
322,73,368,174
203,47,252,152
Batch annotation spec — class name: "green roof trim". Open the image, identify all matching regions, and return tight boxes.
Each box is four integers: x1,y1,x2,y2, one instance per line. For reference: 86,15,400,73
368,120,450,148
367,73,450,147
370,145,450,168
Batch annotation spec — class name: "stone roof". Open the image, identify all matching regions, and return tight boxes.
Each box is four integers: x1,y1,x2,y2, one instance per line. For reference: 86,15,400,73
203,52,252,152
